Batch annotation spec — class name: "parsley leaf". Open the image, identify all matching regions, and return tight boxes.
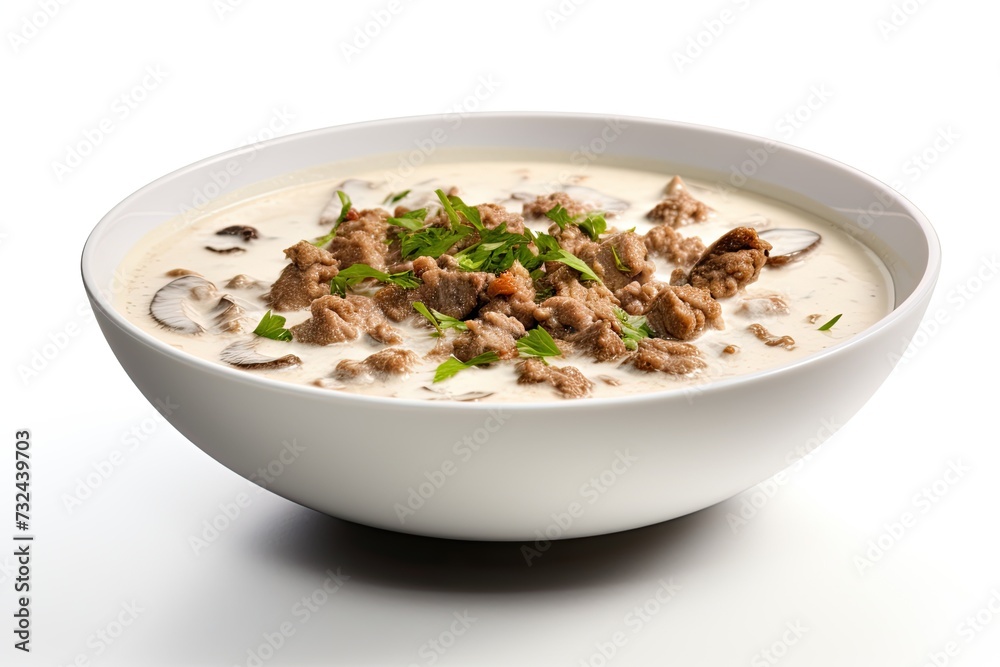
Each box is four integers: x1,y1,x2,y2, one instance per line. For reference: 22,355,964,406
399,225,470,260
543,248,602,283
435,189,485,232
614,306,653,351
412,302,468,336
611,245,631,273
544,206,607,241
433,352,500,383
818,314,842,331
521,230,603,283
252,310,293,342
384,189,411,205
454,224,526,274
386,208,428,231
516,327,562,361
313,190,352,247
330,263,420,296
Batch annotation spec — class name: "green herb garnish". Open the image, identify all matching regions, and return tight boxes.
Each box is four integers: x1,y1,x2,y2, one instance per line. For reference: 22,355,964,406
614,307,653,351
412,302,468,336
520,231,603,283
611,245,631,273
544,205,607,241
312,190,352,246
818,314,842,331
384,189,411,205
330,263,420,296
386,208,428,231
399,226,471,260
252,310,293,342
433,352,500,382
516,327,562,362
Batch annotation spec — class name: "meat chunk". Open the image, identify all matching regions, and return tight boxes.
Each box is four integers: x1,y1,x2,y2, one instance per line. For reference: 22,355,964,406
629,338,705,375
452,312,526,362
644,285,724,341
522,192,592,219
579,231,656,292
688,227,772,299
516,358,593,399
265,241,340,311
479,262,537,328
547,224,593,256
566,320,629,362
374,264,490,322
326,208,391,271
645,176,712,227
644,225,706,267
616,281,668,316
748,323,795,349
543,265,621,325
476,202,525,235
291,295,402,345
334,348,420,382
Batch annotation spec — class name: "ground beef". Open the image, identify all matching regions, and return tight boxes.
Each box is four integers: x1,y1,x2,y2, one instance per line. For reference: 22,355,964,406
747,323,795,349
265,241,340,311
516,357,593,399
579,231,656,292
522,192,592,219
334,348,420,382
644,285,724,341
544,265,621,325
645,176,712,227
326,208,391,271
644,225,706,267
629,338,706,375
616,281,668,316
479,262,537,328
451,312,526,362
375,263,491,322
566,320,629,362
737,295,790,317
291,295,402,345
689,227,772,299
476,202,525,234
547,224,594,256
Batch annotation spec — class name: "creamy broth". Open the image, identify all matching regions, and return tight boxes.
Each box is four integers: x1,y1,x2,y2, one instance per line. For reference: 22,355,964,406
115,153,893,402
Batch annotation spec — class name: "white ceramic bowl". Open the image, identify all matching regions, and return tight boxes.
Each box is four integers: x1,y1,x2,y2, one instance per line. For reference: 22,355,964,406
82,113,940,541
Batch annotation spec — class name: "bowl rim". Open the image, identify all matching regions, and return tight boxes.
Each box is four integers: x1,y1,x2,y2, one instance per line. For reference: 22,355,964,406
81,111,942,412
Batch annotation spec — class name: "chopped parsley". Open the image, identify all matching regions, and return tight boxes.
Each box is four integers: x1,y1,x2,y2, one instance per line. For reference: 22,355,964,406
312,190,352,246
611,245,631,273
516,327,562,362
614,306,653,351
252,310,293,342
817,313,842,331
383,189,411,205
433,352,500,382
400,226,471,260
544,205,607,241
412,301,468,336
330,263,420,296
386,208,428,231
522,230,603,283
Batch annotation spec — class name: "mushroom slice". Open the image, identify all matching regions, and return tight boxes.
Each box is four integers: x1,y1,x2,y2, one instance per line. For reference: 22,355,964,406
559,185,629,214
758,228,821,266
421,387,495,402
216,225,259,241
225,274,264,290
220,339,301,370
150,276,217,334
149,276,252,335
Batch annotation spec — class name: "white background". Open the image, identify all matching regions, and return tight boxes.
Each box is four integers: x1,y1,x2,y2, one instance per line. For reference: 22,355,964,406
3,0,999,665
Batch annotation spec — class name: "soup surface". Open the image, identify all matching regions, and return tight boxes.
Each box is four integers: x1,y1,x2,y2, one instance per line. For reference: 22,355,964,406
115,152,893,402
